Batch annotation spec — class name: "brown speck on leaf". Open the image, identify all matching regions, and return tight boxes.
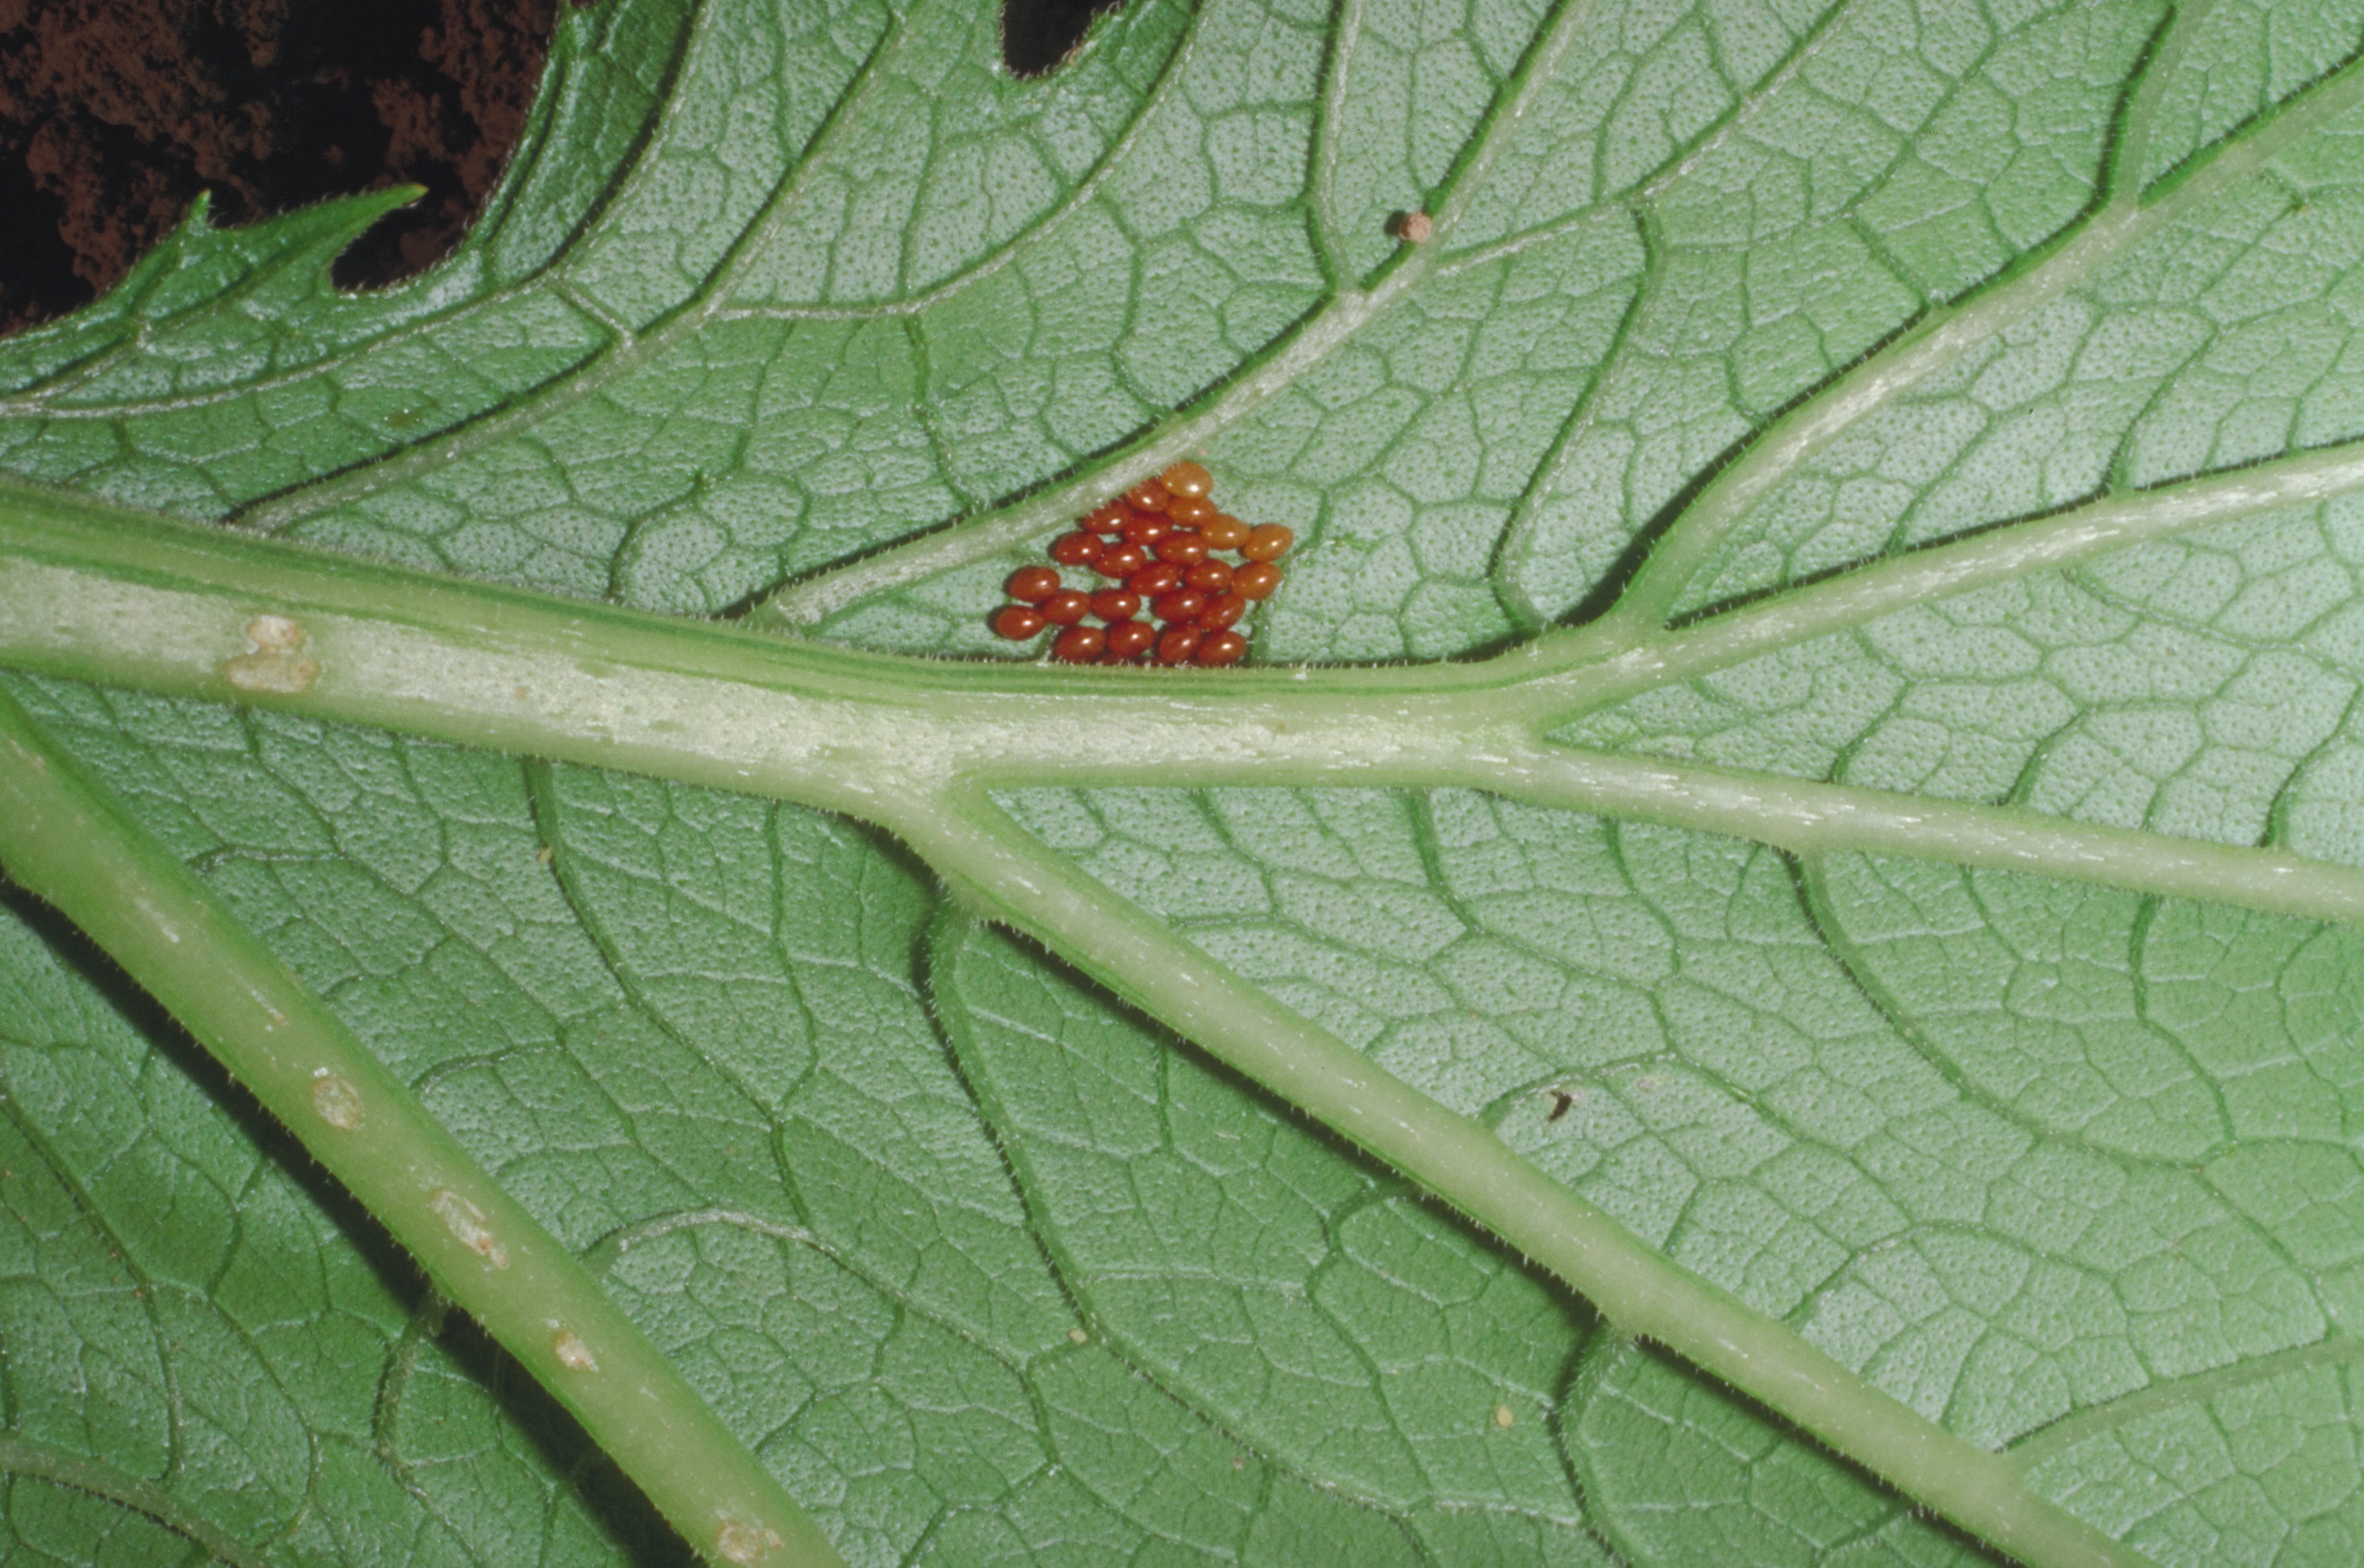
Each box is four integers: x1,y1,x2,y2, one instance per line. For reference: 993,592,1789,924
1394,211,1434,243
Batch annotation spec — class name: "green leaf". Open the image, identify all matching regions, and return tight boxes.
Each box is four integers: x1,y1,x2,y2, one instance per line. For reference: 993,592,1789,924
3,0,2364,1560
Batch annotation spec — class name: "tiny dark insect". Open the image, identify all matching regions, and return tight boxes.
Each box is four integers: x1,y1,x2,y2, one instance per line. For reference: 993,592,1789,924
1545,1089,1576,1122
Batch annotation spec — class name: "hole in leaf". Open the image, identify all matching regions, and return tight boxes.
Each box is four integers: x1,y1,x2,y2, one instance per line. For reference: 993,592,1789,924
1003,0,1121,76
0,0,560,332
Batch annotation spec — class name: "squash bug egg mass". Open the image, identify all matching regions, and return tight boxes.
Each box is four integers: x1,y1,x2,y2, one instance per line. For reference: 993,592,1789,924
987,463,1293,665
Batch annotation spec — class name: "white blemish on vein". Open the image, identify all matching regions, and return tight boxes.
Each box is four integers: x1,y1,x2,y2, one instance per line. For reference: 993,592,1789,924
714,1517,784,1563
224,614,321,694
430,1188,510,1268
309,1072,364,1130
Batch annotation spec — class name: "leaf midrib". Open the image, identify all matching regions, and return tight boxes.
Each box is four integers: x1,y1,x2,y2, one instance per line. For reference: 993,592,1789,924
10,2,2364,1561
15,474,2364,924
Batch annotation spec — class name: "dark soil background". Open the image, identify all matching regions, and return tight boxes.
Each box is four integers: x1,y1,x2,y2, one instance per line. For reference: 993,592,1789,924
0,0,1117,335
0,0,560,333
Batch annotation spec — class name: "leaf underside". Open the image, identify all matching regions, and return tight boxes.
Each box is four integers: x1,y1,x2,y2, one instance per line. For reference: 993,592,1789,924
4,0,2364,1562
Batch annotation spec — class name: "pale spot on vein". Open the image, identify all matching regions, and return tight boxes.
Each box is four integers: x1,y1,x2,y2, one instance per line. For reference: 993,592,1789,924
310,1072,364,1130
430,1188,509,1268
224,613,321,694
715,1518,784,1564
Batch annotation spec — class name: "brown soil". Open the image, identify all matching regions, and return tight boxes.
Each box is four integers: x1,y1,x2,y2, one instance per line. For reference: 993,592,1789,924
0,0,557,333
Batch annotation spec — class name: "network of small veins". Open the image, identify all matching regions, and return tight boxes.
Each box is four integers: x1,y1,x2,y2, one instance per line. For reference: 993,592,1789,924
975,215,1528,667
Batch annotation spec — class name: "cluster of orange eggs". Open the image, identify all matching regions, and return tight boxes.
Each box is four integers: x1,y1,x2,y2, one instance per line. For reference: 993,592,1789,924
991,462,1292,665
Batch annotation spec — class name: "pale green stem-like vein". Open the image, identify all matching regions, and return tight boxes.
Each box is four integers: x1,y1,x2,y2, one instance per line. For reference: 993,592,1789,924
0,1432,268,1568
10,484,2364,932
0,688,845,1568
891,785,2152,1568
973,730,2364,927
1591,43,2364,641
1587,202,2131,639
2106,0,2209,206
5,11,2355,1568
2006,1334,2364,1478
31,481,2364,1566
1454,744,2364,926
1486,210,1655,632
1503,434,2364,716
1307,0,1364,287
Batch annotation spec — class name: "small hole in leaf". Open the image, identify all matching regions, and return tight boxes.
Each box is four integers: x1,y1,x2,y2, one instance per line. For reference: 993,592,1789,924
0,0,560,331
1003,0,1122,76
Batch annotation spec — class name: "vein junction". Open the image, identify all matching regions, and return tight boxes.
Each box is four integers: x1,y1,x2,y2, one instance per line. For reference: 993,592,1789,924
10,8,2364,1564
13,420,2364,925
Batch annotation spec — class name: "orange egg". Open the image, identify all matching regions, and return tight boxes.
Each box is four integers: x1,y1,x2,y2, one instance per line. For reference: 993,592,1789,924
1241,524,1293,562
1159,461,1213,498
992,605,1046,639
1052,625,1106,662
1194,631,1248,665
1007,565,1061,602
1201,514,1249,549
1232,561,1281,598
